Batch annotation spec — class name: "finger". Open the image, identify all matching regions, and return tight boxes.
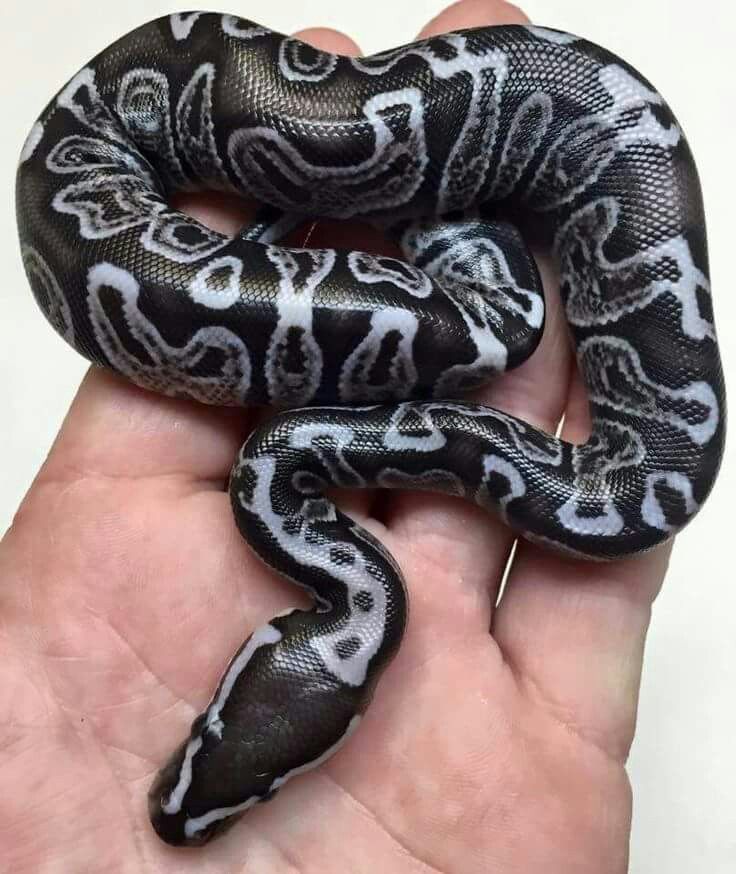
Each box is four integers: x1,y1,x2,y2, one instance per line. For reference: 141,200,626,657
420,0,530,33
292,27,360,56
40,368,252,489
494,366,672,762
385,0,576,629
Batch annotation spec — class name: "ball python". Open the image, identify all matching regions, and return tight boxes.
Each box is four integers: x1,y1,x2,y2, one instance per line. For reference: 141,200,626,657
16,11,725,847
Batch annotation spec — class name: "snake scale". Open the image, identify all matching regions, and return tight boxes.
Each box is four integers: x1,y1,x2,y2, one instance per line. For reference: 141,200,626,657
16,12,725,846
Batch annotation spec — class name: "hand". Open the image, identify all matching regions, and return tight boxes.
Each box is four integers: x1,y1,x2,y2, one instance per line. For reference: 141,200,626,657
1,2,670,871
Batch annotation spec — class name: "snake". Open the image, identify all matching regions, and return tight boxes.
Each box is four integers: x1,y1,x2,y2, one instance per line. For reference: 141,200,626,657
16,11,725,847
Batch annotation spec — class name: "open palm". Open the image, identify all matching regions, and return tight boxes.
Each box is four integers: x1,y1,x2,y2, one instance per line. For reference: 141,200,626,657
1,2,671,871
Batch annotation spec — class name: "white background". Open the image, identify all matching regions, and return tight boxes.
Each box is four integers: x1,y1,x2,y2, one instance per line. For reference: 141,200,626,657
1,1,734,871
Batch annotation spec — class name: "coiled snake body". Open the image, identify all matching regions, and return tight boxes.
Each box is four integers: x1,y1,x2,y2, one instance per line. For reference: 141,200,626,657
16,12,725,846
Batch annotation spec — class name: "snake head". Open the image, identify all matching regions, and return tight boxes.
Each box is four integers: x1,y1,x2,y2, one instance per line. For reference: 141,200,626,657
147,731,249,847
147,620,366,846
148,707,363,847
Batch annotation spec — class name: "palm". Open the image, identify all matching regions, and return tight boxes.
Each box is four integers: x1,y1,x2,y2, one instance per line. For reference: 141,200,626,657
1,386,645,872
2,3,670,872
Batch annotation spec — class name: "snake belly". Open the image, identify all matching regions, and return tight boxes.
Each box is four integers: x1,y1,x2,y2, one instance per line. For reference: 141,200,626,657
16,12,725,846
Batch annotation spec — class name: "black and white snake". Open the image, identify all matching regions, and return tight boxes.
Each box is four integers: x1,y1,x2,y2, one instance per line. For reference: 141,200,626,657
16,11,725,847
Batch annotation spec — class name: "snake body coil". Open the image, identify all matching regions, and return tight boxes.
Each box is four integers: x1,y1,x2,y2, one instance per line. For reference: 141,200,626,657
16,12,724,846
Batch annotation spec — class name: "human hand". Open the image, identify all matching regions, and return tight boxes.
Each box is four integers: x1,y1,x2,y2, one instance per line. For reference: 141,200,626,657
1,2,670,871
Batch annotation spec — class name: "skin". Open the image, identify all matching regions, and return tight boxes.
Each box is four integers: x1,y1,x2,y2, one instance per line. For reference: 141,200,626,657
0,1,673,871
